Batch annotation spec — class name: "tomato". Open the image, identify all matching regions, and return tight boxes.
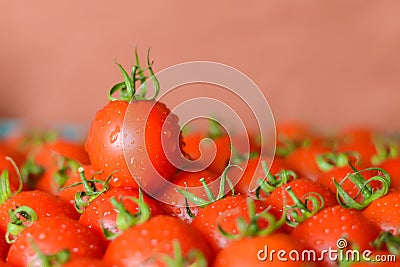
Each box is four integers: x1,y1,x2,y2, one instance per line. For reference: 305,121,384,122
62,257,107,267
182,130,231,175
6,217,105,267
103,215,211,266
79,187,164,243
379,158,400,190
159,169,219,223
232,156,288,197
213,233,316,267
85,100,182,191
291,205,380,266
265,178,337,232
285,145,330,181
362,191,400,235
0,190,78,238
191,195,273,255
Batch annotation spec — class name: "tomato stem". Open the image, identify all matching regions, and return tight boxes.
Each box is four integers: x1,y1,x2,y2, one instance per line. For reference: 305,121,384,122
6,206,38,244
102,193,151,240
334,165,391,210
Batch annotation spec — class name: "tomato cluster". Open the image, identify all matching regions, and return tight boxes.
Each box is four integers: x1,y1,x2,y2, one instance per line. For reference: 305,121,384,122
0,54,399,267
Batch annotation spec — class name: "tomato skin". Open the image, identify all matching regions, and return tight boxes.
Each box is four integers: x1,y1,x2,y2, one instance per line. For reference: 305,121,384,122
182,131,231,176
79,187,164,243
0,236,8,262
61,257,107,267
0,190,79,236
362,191,400,235
159,169,219,223
103,215,211,266
291,205,379,266
34,139,89,169
6,217,105,267
265,178,337,232
285,146,329,182
379,158,400,190
191,195,271,255
233,156,287,196
213,233,315,267
85,100,182,190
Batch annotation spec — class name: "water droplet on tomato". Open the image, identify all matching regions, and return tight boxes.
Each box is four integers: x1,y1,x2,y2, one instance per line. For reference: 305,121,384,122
111,177,122,187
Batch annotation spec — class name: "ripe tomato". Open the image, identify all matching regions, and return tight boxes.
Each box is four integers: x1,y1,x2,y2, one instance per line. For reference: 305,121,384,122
6,217,105,267
85,100,182,191
191,195,273,255
265,178,337,232
362,190,400,235
0,190,78,237
159,169,219,223
379,158,400,190
79,187,164,243
285,145,330,182
103,215,211,266
291,205,380,266
232,156,288,197
182,130,231,175
213,233,316,267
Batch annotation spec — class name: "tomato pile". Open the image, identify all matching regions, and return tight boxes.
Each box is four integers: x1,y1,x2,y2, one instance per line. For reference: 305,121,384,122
0,54,399,267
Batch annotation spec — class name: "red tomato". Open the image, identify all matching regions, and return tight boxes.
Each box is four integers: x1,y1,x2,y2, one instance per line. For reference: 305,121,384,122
213,233,316,267
159,169,219,223
6,217,105,267
191,195,272,255
265,178,337,232
285,145,330,181
103,215,211,266
291,205,380,267
85,100,182,191
362,191,400,235
0,190,79,237
79,187,164,243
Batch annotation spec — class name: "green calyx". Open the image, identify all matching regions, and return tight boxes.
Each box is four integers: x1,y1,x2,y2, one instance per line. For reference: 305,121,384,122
148,240,207,267
0,157,23,205
102,193,151,240
175,165,236,209
20,155,44,189
217,197,284,239
371,138,399,166
255,163,297,199
372,231,400,256
6,206,38,243
54,157,80,189
61,167,112,213
316,151,360,172
334,164,391,210
29,239,70,267
108,48,160,102
284,186,325,227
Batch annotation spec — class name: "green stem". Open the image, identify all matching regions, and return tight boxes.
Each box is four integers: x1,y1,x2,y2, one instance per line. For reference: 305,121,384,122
102,194,151,240
217,197,284,239
6,206,38,243
284,186,325,227
334,165,391,210
69,167,112,213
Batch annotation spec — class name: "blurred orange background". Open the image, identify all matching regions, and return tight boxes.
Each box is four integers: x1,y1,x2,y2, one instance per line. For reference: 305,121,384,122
1,1,399,131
